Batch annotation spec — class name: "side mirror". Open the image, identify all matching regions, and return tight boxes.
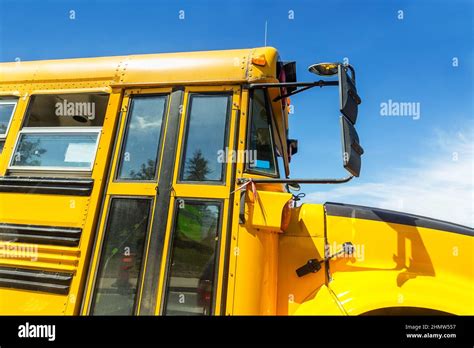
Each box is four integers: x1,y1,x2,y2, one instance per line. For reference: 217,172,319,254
340,116,364,177
339,65,361,125
287,139,298,155
287,138,298,163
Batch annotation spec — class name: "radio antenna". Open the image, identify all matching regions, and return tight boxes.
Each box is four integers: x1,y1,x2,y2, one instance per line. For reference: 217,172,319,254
264,21,268,46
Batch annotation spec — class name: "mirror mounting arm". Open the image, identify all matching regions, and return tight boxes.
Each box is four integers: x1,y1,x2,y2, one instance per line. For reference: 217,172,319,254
237,176,353,185
247,81,339,102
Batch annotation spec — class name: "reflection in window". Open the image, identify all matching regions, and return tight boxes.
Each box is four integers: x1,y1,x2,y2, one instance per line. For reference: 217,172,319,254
164,201,221,315
91,198,152,315
117,95,167,180
248,89,277,175
10,131,100,170
180,94,230,182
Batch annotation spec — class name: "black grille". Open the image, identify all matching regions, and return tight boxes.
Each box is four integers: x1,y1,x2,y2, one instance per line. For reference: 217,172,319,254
0,223,82,247
0,267,73,294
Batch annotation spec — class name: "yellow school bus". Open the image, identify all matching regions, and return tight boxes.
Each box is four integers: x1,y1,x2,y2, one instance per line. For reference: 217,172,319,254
0,47,472,315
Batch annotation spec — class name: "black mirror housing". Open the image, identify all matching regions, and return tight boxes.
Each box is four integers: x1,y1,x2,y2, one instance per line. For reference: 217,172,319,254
340,116,364,177
339,65,361,125
287,138,298,156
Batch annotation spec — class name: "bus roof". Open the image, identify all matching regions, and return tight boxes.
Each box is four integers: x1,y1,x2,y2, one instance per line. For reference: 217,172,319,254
0,47,279,90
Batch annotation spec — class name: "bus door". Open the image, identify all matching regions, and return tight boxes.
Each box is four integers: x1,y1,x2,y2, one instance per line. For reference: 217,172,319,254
155,86,241,316
82,86,241,315
82,87,175,315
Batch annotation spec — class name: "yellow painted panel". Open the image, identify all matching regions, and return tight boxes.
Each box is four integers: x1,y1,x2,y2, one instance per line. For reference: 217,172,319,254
0,47,279,87
277,235,326,315
247,190,292,231
0,193,90,227
276,204,327,315
232,225,279,315
293,285,345,315
329,270,473,315
284,203,326,238
326,215,474,315
0,288,68,315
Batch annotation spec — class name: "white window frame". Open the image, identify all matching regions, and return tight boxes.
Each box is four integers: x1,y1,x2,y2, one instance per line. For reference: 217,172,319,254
8,127,102,172
0,99,18,140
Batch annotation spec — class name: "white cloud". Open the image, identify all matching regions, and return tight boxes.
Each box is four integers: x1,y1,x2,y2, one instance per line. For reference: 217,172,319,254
306,128,474,227
129,116,162,130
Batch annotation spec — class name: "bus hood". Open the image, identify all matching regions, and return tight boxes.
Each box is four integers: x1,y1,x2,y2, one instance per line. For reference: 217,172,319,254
324,202,473,236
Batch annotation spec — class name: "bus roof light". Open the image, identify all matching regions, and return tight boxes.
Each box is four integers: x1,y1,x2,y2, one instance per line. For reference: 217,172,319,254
251,55,267,66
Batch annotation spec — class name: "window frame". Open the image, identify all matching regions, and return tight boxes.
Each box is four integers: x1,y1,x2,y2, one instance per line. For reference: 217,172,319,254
177,92,232,185
8,126,102,172
244,88,280,178
0,98,19,142
114,93,170,183
161,198,224,316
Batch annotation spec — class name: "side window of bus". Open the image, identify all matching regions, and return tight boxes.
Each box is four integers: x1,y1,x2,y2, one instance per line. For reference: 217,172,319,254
8,93,108,173
179,93,231,183
163,200,222,315
116,95,168,181
0,97,18,154
247,89,277,176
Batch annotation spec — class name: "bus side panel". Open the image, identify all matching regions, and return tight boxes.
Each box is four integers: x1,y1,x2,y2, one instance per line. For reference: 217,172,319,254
0,90,122,315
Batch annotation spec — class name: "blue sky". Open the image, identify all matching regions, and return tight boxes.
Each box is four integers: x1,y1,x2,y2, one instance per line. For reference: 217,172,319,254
0,0,472,225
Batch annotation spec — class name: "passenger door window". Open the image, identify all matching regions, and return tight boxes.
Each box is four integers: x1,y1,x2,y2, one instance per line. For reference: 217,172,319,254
179,94,231,183
117,95,167,181
90,198,152,315
163,200,222,315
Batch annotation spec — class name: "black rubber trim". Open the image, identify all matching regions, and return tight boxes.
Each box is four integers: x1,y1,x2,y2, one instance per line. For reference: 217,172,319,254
0,223,81,247
220,106,240,315
324,202,474,236
0,177,94,196
139,87,184,315
0,266,72,295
